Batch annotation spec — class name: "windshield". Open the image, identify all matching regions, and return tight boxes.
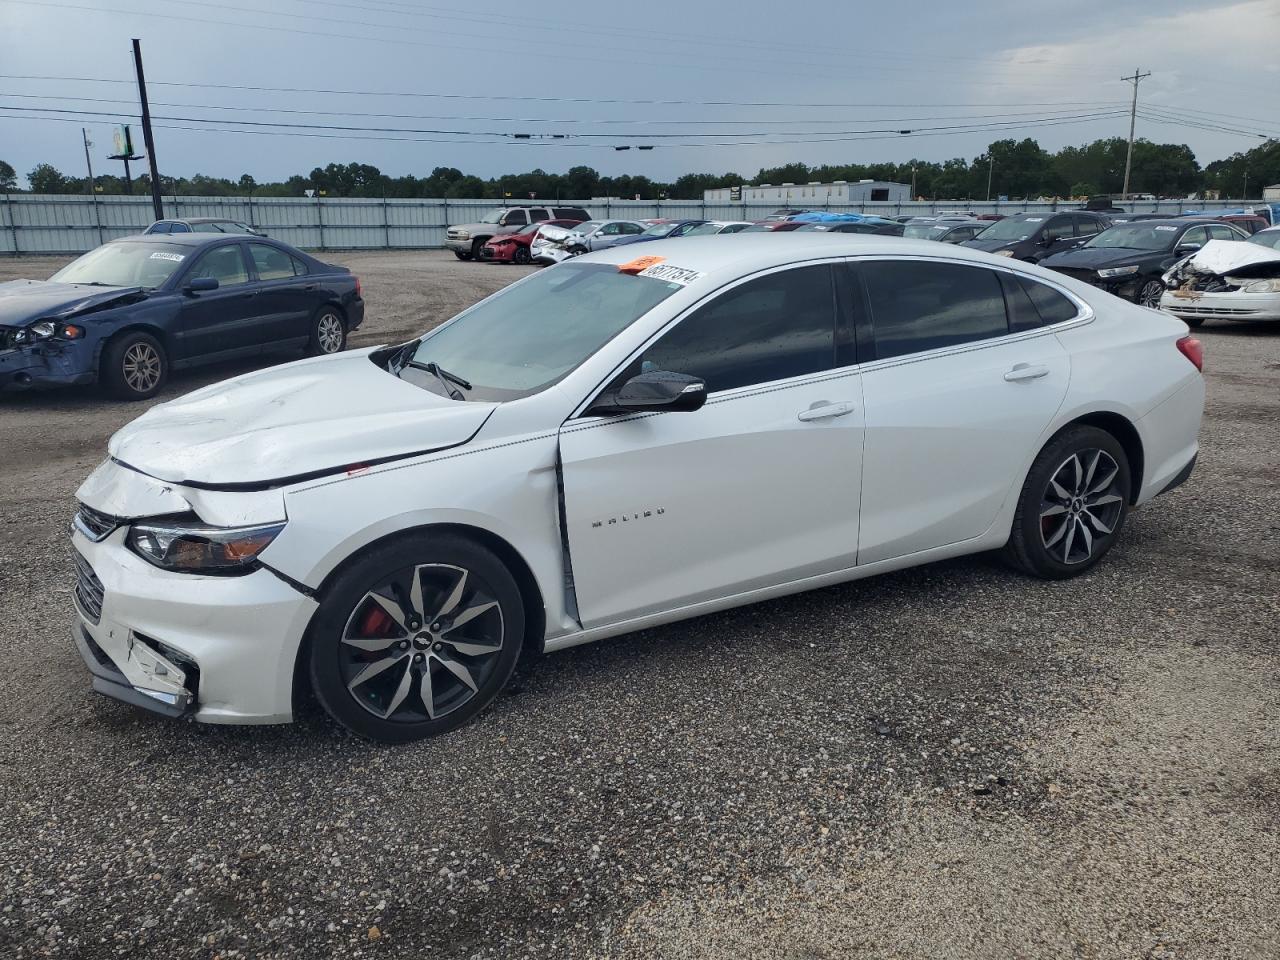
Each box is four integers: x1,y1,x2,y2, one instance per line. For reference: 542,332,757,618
406,262,685,401
976,216,1044,241
514,222,543,236
1249,230,1280,250
640,223,676,237
49,241,190,288
903,224,950,239
477,208,505,224
572,221,602,235
1085,223,1182,251
686,223,723,236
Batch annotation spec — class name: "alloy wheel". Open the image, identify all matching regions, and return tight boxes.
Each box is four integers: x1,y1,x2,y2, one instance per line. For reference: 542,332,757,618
317,313,344,353
1039,449,1125,565
122,342,162,393
340,563,505,722
1138,280,1165,308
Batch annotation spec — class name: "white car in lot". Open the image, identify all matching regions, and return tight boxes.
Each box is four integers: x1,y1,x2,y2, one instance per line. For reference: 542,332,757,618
72,236,1205,742
1160,229,1280,325
530,219,646,264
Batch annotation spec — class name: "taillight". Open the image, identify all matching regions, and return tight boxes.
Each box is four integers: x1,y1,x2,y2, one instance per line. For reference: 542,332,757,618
1176,335,1203,371
353,276,362,298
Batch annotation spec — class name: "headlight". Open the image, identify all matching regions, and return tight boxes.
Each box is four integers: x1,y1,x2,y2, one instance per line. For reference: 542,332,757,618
1242,279,1280,293
454,230,470,240
127,519,285,573
24,320,84,341
995,249,1016,257
1097,265,1140,278
31,321,57,338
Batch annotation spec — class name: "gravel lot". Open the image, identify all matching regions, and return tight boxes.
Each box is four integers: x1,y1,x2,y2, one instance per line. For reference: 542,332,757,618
1,250,1277,959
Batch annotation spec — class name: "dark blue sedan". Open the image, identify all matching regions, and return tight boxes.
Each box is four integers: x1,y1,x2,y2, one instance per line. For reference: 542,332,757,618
0,233,363,399
610,219,709,247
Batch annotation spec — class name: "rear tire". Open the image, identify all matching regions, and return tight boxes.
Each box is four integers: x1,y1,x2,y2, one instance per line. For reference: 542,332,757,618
1183,317,1205,328
309,534,525,743
1002,425,1131,580
102,331,167,400
307,307,346,356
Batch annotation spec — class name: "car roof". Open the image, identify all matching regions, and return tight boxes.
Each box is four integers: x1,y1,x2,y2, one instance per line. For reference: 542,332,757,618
1107,217,1217,228
158,217,242,224
115,232,246,247
575,232,1058,282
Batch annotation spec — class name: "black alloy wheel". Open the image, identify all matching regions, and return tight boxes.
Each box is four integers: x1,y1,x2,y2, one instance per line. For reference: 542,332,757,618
309,534,524,742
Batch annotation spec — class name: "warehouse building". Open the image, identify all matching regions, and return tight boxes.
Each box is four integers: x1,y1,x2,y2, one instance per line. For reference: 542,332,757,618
703,179,911,205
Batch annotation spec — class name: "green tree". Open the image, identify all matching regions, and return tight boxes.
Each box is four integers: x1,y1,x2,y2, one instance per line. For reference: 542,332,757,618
0,160,16,191
28,163,68,193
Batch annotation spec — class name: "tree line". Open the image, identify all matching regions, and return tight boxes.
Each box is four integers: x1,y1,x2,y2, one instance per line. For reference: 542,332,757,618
5,136,1276,202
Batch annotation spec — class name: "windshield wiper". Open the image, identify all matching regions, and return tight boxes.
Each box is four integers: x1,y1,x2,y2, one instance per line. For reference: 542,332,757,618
403,359,472,400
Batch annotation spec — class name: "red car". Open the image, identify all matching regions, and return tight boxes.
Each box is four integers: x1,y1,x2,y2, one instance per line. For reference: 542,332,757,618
480,219,584,264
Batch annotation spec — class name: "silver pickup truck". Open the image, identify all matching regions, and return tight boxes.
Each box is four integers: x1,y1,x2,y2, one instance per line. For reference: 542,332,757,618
445,205,592,260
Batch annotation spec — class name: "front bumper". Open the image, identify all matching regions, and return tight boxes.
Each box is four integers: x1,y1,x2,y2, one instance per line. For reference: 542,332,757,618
444,237,473,253
71,525,318,724
532,245,572,265
481,243,516,262
1160,291,1280,323
0,343,96,391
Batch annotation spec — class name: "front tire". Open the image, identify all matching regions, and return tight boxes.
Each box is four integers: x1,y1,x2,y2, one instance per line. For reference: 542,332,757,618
1002,426,1131,579
102,331,167,400
513,245,531,265
1183,316,1205,328
454,250,473,261
471,239,488,261
309,534,525,742
1136,279,1165,309
307,307,346,356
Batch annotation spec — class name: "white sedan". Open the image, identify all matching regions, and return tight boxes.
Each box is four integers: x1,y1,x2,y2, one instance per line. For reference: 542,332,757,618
1160,229,1280,326
71,236,1205,742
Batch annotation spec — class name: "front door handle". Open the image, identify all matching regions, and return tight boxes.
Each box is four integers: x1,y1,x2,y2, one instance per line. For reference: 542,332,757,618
1004,363,1050,382
797,400,856,422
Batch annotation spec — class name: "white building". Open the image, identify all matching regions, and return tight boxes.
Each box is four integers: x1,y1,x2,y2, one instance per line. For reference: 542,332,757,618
1263,184,1280,202
703,180,911,205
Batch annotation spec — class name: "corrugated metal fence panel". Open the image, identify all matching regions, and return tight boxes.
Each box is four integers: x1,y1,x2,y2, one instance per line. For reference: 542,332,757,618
1,194,1260,255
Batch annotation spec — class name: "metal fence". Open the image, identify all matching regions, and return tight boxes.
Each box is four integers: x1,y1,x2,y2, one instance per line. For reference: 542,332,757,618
0,193,1262,255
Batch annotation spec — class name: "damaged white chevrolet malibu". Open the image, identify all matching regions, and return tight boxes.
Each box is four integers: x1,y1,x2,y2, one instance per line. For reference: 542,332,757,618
71,236,1205,742
1160,230,1280,326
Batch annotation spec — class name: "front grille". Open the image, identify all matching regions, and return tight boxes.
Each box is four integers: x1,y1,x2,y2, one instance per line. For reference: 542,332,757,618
1047,267,1101,286
0,326,20,350
73,551,105,624
1167,303,1258,316
74,503,119,541
446,228,465,240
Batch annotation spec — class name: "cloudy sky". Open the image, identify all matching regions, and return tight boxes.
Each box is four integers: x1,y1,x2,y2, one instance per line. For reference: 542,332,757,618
1,0,1275,187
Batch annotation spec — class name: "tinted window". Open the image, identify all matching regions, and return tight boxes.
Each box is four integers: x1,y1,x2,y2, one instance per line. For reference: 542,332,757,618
1018,277,1078,325
620,222,644,235
1180,226,1209,248
639,265,836,393
529,209,550,222
290,254,309,276
1074,215,1104,237
169,222,191,233
553,208,589,220
503,210,527,226
862,261,1007,360
1043,217,1074,241
1000,273,1042,333
189,245,249,286
148,222,171,234
249,242,296,280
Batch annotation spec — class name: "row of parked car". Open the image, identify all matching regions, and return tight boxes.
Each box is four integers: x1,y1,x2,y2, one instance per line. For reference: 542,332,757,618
445,204,1278,316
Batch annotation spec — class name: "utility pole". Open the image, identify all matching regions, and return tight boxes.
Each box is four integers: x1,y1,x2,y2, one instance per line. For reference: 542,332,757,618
81,128,95,195
986,153,994,201
1120,68,1151,200
132,38,164,221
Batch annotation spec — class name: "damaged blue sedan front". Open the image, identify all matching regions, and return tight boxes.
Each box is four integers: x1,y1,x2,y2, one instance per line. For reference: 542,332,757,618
1,233,363,399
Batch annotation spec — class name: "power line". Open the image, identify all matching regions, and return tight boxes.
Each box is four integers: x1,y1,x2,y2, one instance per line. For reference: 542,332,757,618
0,74,1131,112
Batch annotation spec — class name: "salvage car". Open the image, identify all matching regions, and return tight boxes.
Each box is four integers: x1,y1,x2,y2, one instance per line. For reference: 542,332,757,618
0,234,362,398
1041,219,1246,308
479,219,583,265
444,206,591,261
71,236,1203,741
611,220,709,247
1160,234,1280,326
530,220,646,264
903,220,987,243
962,211,1112,262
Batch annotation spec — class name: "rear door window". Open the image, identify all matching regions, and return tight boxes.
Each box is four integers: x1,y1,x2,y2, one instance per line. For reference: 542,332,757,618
1043,217,1074,242
1207,224,1239,241
188,244,250,286
1018,276,1079,325
639,264,837,393
502,210,527,226
528,209,550,222
860,260,1008,360
248,242,297,281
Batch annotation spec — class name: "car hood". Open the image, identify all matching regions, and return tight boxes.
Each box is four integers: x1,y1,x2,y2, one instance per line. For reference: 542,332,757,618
108,348,497,487
1041,247,1160,270
0,280,147,326
962,238,1022,252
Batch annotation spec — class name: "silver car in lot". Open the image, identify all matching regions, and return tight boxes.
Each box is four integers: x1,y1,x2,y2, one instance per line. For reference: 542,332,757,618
684,221,755,236
530,220,646,264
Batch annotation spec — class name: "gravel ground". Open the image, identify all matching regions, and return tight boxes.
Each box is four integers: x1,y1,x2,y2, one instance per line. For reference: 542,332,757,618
0,251,1277,959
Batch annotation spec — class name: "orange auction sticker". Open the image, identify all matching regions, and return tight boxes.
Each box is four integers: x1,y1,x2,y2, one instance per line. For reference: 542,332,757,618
617,255,666,275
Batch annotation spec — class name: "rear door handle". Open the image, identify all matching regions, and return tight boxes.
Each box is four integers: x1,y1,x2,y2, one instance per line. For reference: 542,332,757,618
1004,363,1050,382
797,400,856,422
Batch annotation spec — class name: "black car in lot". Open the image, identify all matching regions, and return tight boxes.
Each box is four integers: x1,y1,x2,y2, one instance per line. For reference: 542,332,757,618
0,233,363,399
1040,218,1248,307
794,221,907,236
144,217,265,236
961,211,1112,263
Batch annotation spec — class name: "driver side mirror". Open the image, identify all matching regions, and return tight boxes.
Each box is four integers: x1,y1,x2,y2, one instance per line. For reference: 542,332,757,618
1176,242,1202,254
184,276,219,294
587,370,707,416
